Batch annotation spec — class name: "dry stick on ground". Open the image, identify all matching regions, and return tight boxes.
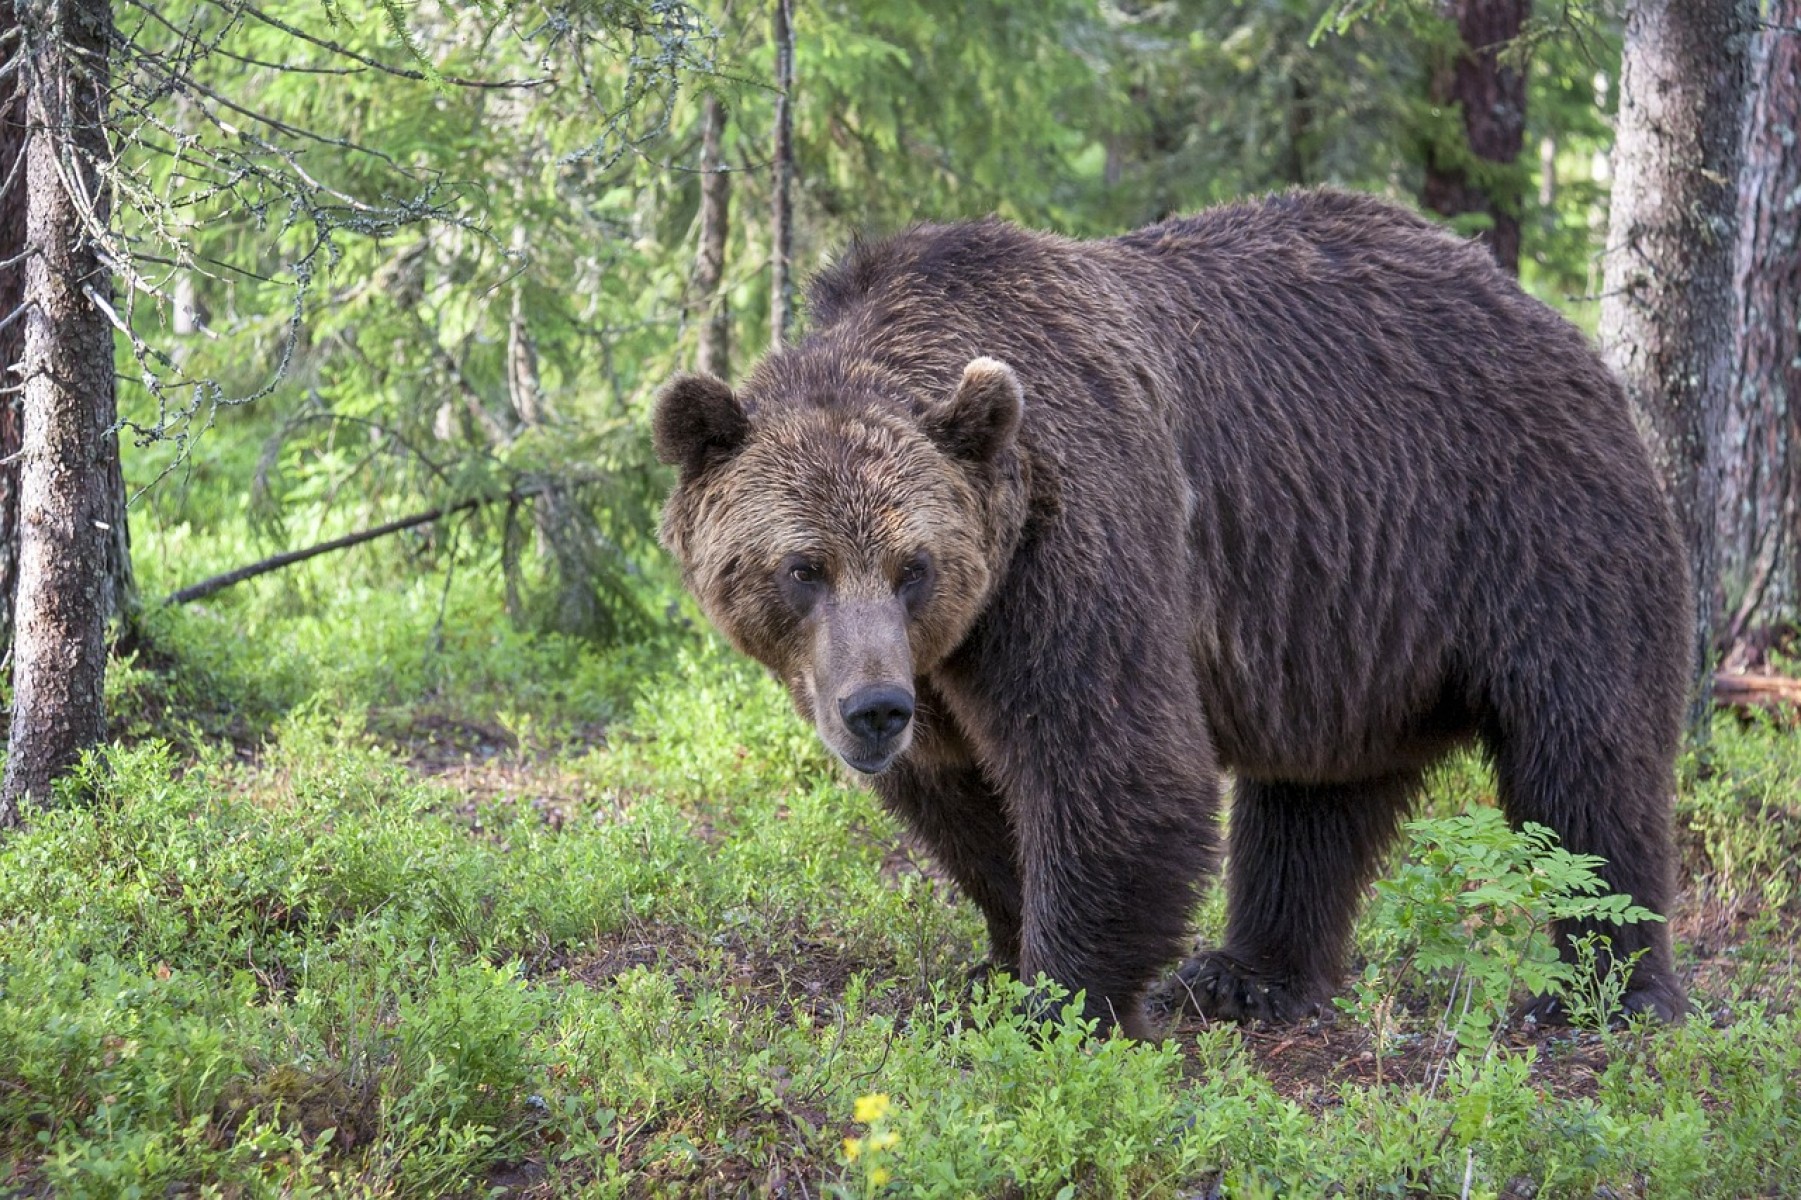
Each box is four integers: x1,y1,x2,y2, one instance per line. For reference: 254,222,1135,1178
1712,670,1801,722
163,492,517,606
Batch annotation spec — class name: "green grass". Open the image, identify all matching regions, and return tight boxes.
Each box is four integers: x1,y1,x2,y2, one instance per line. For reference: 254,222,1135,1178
2,485,1799,1197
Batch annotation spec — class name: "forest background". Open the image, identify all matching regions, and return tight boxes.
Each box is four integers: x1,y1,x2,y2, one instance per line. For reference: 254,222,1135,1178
0,1,1798,1196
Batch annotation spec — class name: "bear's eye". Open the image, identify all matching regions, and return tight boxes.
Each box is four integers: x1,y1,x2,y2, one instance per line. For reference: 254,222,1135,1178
897,555,932,595
776,556,827,615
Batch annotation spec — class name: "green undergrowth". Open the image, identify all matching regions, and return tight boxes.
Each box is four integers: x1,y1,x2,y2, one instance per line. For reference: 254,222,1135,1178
106,578,659,755
4,536,1801,1194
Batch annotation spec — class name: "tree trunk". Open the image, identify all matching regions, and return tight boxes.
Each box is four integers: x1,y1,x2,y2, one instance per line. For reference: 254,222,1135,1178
1,6,25,657
2,0,134,820
1599,0,1755,737
1717,0,1801,667
506,230,543,429
1421,0,1530,275
1284,74,1314,187
696,92,731,379
769,0,794,349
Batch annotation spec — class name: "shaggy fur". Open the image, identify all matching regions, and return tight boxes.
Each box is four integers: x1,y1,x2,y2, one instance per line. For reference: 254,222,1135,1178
655,189,1689,1036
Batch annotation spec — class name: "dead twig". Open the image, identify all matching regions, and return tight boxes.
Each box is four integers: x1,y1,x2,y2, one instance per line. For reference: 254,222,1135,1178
1713,671,1801,722
163,489,532,606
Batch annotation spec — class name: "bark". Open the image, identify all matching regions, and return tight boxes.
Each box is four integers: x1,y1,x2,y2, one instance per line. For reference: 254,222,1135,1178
3,0,134,819
1422,0,1530,274
1,6,24,658
695,92,731,379
769,0,794,349
1718,0,1801,666
1600,0,1755,738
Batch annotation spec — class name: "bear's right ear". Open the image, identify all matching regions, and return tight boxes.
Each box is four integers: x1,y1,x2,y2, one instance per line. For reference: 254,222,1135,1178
923,357,1023,464
653,373,749,481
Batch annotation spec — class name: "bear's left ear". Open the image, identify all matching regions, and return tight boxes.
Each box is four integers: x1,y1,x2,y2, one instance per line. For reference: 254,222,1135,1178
923,357,1023,464
653,373,749,481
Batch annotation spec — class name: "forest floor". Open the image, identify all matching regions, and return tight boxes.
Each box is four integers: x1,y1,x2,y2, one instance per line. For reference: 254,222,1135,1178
2,518,1799,1198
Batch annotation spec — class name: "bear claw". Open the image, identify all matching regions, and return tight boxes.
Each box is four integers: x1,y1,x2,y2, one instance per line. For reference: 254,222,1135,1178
962,956,1016,991
1149,951,1324,1024
1519,982,1685,1027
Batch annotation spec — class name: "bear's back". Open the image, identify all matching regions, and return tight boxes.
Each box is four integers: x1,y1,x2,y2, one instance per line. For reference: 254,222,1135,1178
1105,193,1683,778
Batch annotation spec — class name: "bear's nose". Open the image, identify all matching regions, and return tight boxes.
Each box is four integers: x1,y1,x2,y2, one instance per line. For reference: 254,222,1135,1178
840,685,914,743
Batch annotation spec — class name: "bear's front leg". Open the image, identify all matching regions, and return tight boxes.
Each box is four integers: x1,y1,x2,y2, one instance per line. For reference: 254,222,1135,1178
871,706,1023,973
928,452,1221,1037
945,652,1222,1039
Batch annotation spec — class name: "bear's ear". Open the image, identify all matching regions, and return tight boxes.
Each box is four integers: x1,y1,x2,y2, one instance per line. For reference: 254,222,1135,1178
923,357,1023,464
653,373,749,481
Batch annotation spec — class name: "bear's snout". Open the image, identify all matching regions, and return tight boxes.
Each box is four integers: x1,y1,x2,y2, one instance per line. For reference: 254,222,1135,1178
809,595,916,774
840,685,915,748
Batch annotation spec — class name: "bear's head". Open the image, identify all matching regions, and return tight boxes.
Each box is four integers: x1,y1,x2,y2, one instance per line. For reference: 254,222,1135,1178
654,357,1025,774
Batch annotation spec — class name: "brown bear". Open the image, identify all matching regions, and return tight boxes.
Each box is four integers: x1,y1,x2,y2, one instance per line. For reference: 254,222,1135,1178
654,188,1688,1038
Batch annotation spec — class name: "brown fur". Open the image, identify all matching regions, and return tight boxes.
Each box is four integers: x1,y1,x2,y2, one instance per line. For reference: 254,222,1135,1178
655,189,1689,1036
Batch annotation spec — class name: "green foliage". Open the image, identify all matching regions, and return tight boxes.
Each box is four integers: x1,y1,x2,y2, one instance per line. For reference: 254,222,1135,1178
117,0,715,642
797,0,1123,230
5,620,1801,1194
1096,0,1427,221
119,0,1629,651
1342,808,1659,1050
810,978,1206,1199
18,1,1799,1194
1681,712,1801,915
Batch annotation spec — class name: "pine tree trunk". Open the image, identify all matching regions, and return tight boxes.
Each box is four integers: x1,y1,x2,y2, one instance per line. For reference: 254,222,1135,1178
1283,74,1314,187
1599,0,1755,736
0,6,25,658
1421,0,1530,275
2,0,134,819
696,93,731,379
769,0,794,349
1718,0,1801,665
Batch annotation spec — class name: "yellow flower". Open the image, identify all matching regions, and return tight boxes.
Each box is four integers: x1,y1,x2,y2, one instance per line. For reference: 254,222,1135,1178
842,1136,863,1162
853,1093,891,1124
869,1167,892,1187
868,1130,900,1151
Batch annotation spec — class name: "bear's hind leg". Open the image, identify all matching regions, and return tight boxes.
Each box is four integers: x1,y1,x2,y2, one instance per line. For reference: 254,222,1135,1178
1157,773,1416,1023
1488,722,1684,1022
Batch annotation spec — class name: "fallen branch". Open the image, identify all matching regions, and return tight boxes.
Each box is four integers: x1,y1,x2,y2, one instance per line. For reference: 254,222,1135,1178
163,494,497,606
1713,671,1801,723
